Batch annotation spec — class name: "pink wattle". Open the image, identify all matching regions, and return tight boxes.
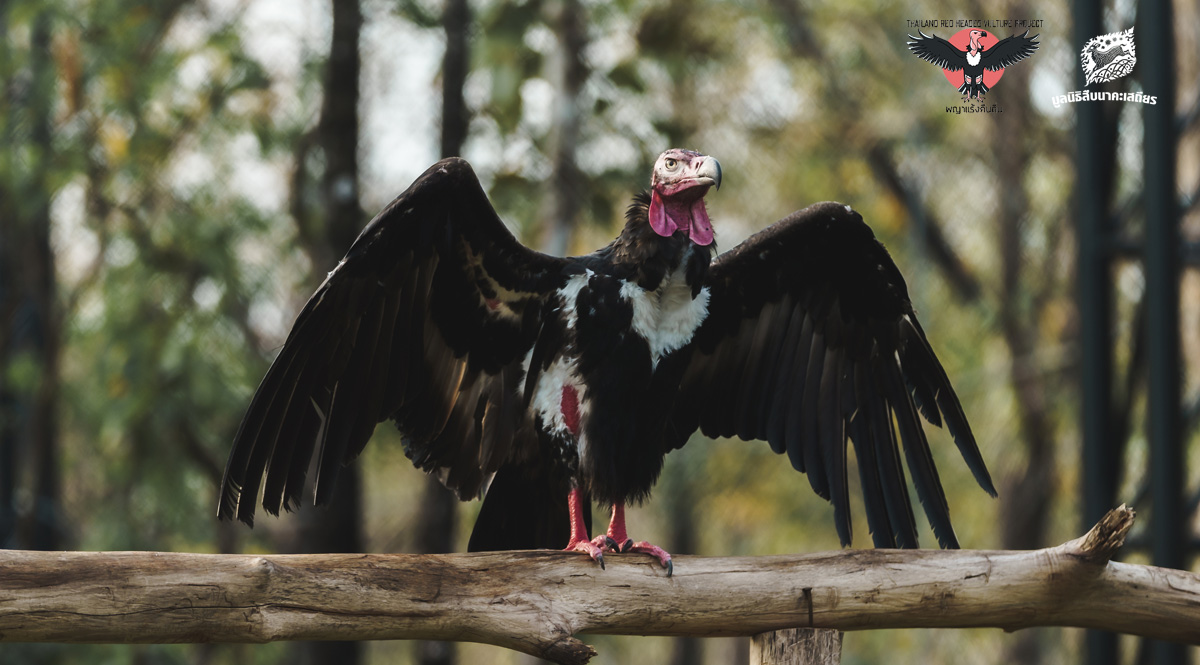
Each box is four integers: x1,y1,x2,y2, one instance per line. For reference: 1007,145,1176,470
689,198,714,246
648,189,714,246
648,190,676,238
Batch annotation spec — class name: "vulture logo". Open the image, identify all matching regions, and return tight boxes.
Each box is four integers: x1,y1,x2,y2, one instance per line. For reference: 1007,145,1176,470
1082,27,1136,86
908,28,1039,100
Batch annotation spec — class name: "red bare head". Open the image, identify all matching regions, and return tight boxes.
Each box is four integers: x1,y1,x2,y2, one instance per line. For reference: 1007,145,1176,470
969,30,987,52
648,149,722,246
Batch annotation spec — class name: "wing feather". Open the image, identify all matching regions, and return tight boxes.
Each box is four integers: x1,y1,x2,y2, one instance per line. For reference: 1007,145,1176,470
980,31,1039,71
671,202,992,548
882,352,957,548
907,30,968,70
766,310,811,450
864,346,919,548
219,158,570,524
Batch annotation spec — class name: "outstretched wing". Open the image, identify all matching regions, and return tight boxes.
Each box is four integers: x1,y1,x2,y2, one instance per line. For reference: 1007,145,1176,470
669,202,995,549
980,31,1039,70
907,31,968,71
218,158,571,525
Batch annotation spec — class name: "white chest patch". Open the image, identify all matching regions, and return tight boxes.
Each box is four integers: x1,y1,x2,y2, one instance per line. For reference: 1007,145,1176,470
966,51,981,66
620,264,710,367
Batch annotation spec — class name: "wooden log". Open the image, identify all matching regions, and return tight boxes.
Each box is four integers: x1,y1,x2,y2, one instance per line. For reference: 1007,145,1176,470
751,628,842,665
0,507,1196,665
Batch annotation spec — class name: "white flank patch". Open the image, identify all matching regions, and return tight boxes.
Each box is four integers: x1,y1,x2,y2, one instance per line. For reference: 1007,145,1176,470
966,51,981,67
620,262,710,368
530,356,587,439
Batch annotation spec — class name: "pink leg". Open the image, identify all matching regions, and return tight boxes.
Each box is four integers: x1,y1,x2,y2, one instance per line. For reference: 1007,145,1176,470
563,488,618,569
605,503,674,577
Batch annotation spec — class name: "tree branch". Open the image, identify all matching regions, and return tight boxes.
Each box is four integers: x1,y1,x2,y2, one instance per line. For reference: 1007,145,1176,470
0,508,1196,665
866,145,984,303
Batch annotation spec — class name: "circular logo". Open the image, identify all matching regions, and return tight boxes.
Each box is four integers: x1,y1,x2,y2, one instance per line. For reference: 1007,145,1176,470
939,29,1005,90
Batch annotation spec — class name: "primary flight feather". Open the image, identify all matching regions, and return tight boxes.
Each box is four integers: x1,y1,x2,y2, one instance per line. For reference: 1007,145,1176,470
218,150,995,574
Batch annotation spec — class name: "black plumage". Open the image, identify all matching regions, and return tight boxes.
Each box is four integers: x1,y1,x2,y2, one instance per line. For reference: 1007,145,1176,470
218,152,995,564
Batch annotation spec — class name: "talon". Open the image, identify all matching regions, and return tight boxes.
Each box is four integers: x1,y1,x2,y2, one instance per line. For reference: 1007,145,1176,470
628,540,674,575
620,538,633,553
605,536,619,551
597,552,605,570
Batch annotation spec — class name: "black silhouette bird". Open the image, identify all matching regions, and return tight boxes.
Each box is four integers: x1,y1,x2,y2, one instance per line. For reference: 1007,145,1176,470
908,29,1039,100
218,150,996,575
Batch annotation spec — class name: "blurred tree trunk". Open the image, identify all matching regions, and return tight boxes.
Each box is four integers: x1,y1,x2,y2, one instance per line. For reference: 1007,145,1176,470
993,6,1056,661
539,0,587,257
413,3,471,663
283,1,364,664
0,8,61,553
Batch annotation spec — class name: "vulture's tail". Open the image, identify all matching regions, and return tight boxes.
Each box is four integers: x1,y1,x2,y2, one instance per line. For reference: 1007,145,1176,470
467,463,588,552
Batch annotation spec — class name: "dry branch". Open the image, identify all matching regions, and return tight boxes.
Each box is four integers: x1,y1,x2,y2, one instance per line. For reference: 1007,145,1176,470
1,507,1197,665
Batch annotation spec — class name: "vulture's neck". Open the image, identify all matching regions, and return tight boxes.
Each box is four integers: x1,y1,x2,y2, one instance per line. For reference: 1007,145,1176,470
606,191,714,293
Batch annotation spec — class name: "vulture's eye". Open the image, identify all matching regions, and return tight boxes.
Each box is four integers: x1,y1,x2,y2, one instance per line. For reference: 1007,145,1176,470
664,158,678,170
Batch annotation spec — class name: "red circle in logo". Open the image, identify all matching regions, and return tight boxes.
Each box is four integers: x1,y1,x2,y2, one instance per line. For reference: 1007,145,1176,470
939,29,1005,91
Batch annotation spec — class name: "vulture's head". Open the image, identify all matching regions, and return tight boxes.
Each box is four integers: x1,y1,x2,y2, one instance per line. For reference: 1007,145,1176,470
648,148,722,246
968,29,987,52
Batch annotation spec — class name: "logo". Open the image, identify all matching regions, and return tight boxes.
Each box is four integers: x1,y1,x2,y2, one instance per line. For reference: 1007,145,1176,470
1048,26,1154,109
908,29,1039,100
1081,27,1136,86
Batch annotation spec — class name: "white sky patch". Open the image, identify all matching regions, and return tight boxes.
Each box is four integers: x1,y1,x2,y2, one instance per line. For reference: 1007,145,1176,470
523,23,556,54
520,77,555,135
463,69,491,113
105,236,138,269
736,57,802,130
359,5,440,209
193,277,224,311
167,149,218,197
227,131,288,213
238,0,330,86
577,134,638,175
585,15,636,72
175,50,221,96
247,294,288,345
50,179,99,288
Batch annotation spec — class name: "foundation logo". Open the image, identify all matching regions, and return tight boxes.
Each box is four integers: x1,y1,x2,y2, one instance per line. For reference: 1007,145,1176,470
1049,26,1154,109
908,29,1039,100
1082,27,1136,86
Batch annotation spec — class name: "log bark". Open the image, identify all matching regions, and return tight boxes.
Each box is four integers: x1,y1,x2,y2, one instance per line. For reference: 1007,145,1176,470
0,508,1196,665
751,629,842,665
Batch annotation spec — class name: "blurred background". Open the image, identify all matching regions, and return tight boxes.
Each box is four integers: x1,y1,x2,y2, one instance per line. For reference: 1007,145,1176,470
1,0,1198,664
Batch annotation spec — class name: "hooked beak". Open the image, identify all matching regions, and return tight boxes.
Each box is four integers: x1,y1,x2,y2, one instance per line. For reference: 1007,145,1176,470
695,156,722,191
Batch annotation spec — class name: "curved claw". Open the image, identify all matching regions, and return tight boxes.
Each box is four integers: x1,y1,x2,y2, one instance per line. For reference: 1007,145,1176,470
565,537,608,570
628,540,673,576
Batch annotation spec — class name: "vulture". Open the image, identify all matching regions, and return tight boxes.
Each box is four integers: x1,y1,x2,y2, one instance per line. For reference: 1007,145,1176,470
218,149,995,575
908,29,1040,100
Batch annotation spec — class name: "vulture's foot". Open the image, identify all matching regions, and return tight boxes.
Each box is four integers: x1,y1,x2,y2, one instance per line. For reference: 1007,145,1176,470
565,534,621,569
626,541,674,577
603,502,674,577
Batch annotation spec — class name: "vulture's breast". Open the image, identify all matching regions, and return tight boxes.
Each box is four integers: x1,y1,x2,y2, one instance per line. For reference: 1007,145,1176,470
619,258,711,369
524,257,710,453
